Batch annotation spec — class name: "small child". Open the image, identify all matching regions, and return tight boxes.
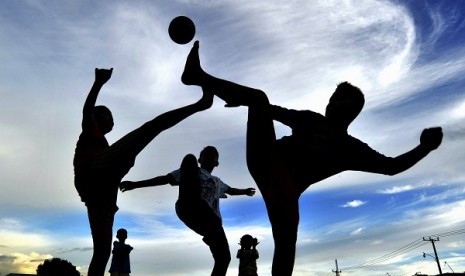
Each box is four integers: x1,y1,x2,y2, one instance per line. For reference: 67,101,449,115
237,234,259,276
109,228,133,276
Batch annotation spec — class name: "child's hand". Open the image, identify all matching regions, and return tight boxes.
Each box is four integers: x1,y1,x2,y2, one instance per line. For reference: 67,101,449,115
94,68,113,85
420,127,442,151
245,188,256,196
253,238,259,246
120,181,135,192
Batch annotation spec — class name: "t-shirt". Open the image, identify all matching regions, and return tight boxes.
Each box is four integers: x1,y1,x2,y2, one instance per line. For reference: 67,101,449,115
237,248,259,276
271,105,393,191
73,121,118,211
109,241,132,273
74,119,137,212
170,168,230,219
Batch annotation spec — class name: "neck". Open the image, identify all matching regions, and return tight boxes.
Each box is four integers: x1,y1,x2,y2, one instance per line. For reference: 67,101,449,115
200,165,214,173
326,117,349,135
329,122,348,135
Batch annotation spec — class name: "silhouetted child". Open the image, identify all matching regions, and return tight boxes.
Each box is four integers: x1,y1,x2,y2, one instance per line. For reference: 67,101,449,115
109,228,133,276
181,40,443,276
120,146,256,276
73,68,212,276
237,234,259,276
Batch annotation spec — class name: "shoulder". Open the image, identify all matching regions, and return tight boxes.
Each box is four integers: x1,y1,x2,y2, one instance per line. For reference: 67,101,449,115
347,135,371,149
209,173,228,186
199,168,214,180
169,169,181,185
77,121,106,144
346,135,384,157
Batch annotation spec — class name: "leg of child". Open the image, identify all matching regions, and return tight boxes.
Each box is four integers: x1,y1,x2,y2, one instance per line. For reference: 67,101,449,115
87,208,114,276
92,90,213,179
182,41,300,276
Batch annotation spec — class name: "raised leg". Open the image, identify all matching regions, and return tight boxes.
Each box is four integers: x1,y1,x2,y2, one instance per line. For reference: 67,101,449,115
182,41,268,108
93,90,212,177
183,40,301,276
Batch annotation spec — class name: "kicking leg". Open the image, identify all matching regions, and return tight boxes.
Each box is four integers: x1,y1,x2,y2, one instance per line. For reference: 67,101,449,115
181,41,277,184
93,89,213,178
182,40,301,276
182,41,267,108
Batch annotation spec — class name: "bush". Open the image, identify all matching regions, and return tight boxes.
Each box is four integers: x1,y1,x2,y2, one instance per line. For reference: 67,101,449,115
36,257,81,276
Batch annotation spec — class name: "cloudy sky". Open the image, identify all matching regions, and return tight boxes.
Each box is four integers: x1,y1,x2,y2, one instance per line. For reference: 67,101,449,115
1,0,465,275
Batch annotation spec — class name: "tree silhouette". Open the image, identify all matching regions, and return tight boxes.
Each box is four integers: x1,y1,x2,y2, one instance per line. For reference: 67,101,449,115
36,257,81,276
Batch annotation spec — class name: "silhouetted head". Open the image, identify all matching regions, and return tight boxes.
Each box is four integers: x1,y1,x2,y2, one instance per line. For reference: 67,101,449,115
240,234,258,248
94,105,114,134
198,146,219,171
240,234,253,246
325,82,364,130
116,228,127,241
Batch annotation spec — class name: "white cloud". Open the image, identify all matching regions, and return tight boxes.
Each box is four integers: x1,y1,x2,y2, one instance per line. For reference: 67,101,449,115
350,227,364,236
377,185,415,194
0,252,53,275
341,200,367,208
1,0,465,275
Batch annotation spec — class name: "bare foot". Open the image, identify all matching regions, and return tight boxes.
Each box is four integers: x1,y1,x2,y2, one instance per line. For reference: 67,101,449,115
181,41,204,85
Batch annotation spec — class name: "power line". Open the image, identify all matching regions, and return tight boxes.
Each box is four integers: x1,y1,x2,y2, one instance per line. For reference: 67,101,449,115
339,227,465,272
433,228,465,238
341,239,425,270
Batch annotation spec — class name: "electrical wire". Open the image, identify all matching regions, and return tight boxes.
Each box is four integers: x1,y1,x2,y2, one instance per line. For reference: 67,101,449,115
339,227,465,272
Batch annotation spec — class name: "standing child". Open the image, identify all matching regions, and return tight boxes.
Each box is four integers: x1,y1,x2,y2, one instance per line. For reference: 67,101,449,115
237,234,259,276
109,228,133,276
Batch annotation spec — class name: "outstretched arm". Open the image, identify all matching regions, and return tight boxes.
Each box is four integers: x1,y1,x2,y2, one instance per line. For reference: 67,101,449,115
270,104,319,129
226,187,256,196
360,127,443,175
120,174,175,192
82,68,113,129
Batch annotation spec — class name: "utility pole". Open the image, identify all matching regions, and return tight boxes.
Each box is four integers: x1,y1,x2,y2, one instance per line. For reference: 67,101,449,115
332,259,342,276
423,236,442,275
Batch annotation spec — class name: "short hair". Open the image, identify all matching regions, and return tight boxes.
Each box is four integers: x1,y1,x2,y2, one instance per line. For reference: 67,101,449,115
116,228,127,237
334,81,365,117
93,105,113,131
199,146,219,159
93,105,111,117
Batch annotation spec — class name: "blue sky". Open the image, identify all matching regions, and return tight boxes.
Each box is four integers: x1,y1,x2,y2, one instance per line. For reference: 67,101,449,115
1,0,465,275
